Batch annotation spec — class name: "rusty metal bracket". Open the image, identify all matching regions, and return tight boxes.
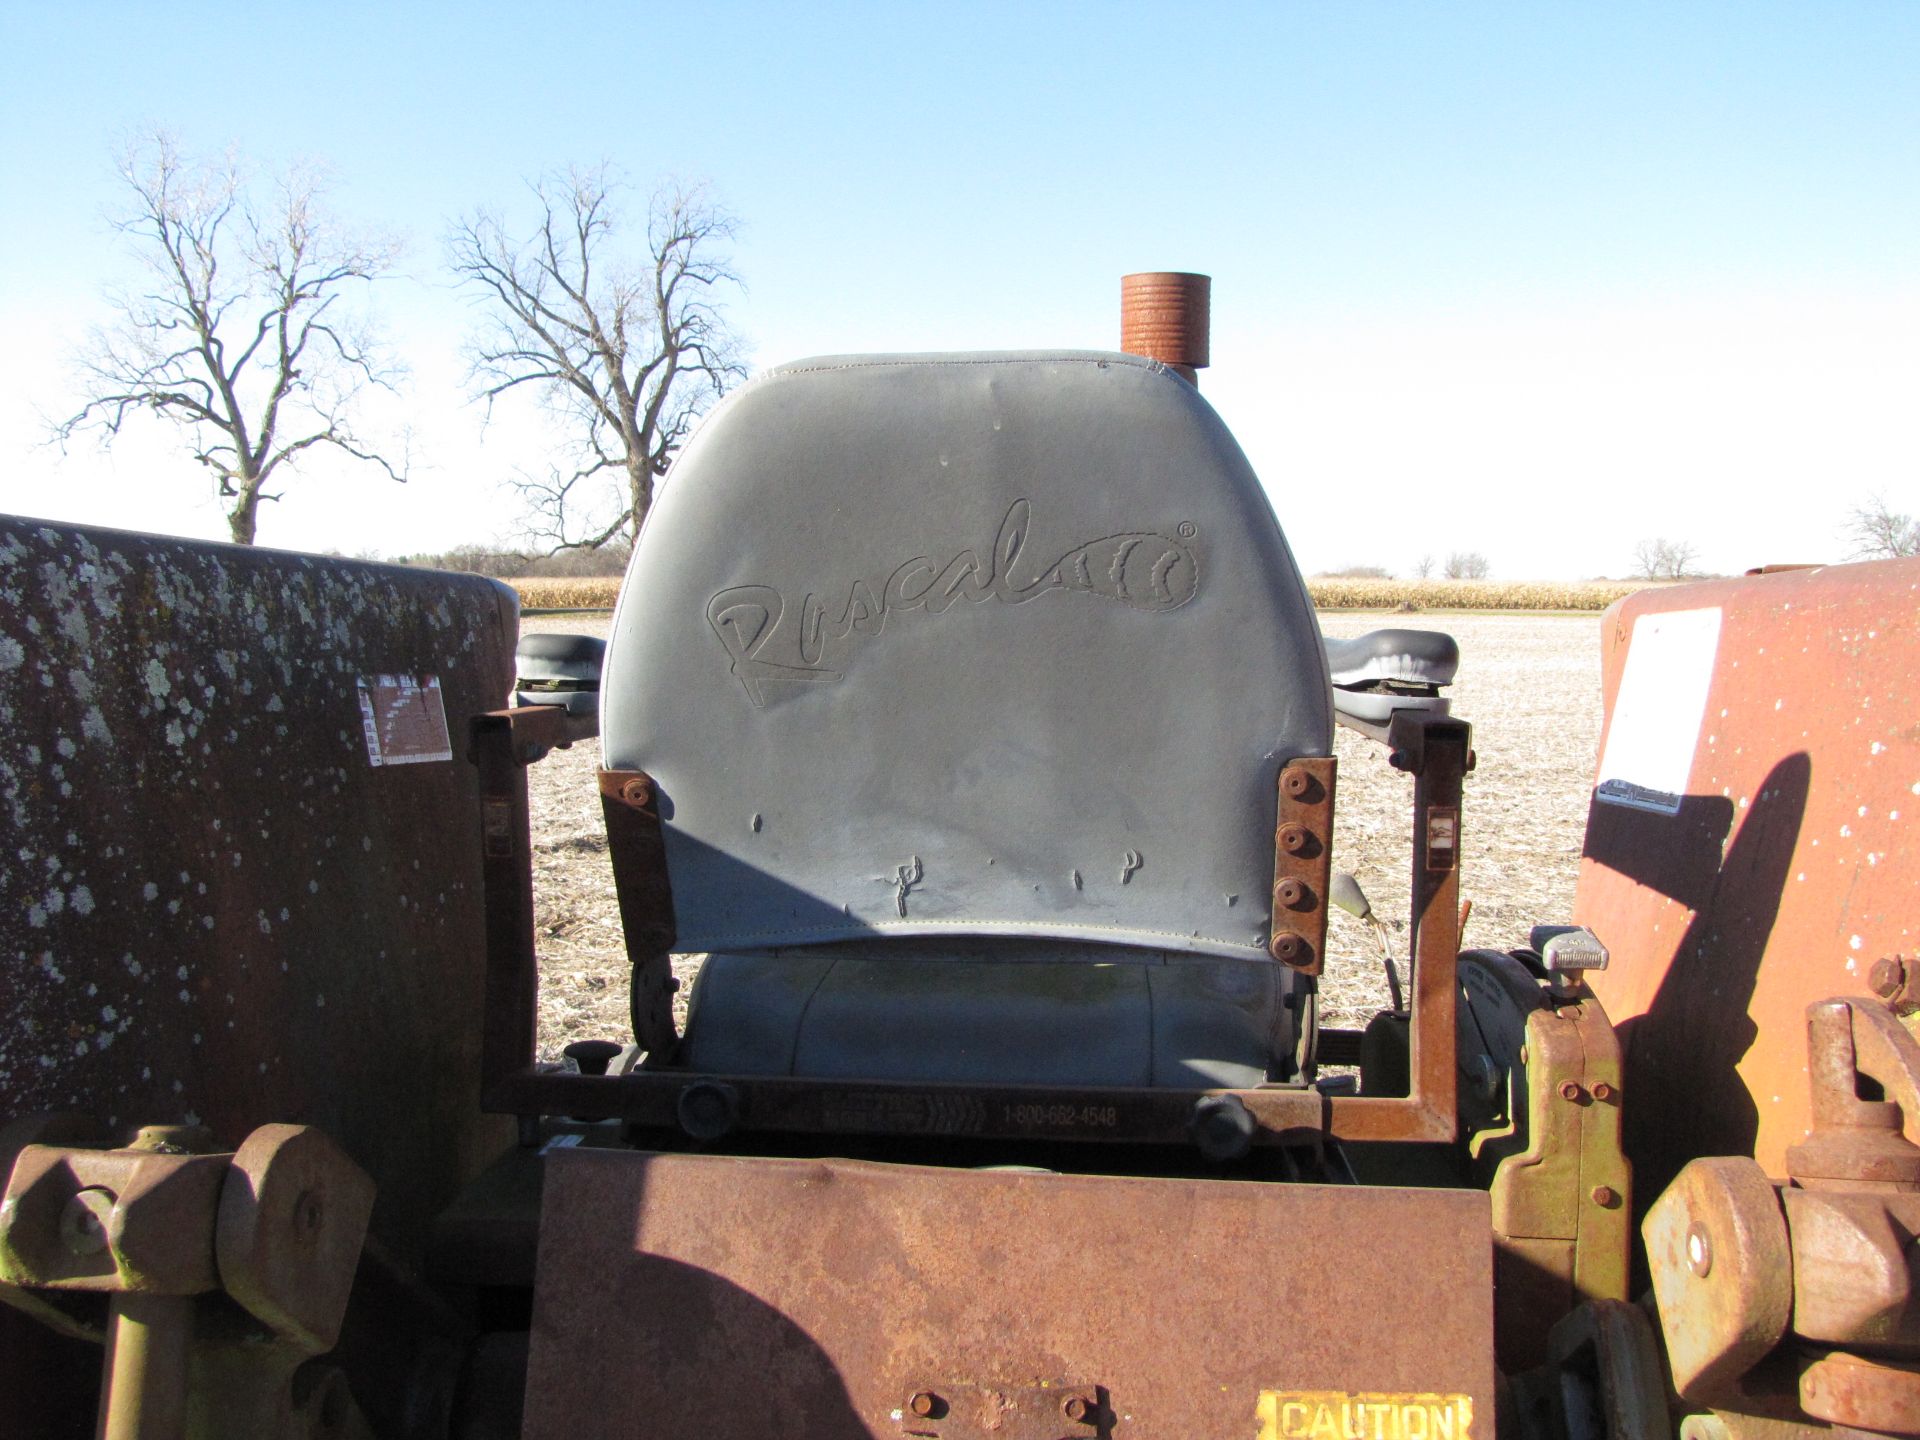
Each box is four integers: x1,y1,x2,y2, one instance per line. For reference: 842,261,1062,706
472,710,541,1093
599,770,680,1061
470,705,601,1092
1787,997,1920,1185
1391,710,1469,1143
0,1145,228,1294
1480,991,1632,1372
1800,1348,1920,1434
1270,757,1335,973
0,1114,114,1344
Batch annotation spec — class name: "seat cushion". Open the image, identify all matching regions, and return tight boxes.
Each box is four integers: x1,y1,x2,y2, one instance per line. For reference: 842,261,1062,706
1322,627,1459,687
680,939,1285,1089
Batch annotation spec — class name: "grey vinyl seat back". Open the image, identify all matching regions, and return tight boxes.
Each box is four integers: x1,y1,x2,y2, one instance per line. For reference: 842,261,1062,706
602,351,1332,968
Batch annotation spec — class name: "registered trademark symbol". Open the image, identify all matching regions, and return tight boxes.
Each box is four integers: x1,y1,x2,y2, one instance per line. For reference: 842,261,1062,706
1178,521,1197,539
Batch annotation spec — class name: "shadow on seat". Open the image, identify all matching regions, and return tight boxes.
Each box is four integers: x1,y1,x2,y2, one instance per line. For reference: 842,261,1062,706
601,350,1336,1086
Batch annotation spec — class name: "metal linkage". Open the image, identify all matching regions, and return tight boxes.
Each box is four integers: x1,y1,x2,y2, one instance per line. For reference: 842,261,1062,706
1646,996,1920,1437
0,1123,374,1440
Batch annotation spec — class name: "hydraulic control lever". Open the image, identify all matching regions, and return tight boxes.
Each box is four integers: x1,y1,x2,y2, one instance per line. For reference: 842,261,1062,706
1331,871,1404,1013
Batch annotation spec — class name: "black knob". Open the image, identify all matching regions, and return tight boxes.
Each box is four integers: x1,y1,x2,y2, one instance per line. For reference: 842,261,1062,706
1190,1094,1256,1162
677,1081,741,1141
564,1040,624,1077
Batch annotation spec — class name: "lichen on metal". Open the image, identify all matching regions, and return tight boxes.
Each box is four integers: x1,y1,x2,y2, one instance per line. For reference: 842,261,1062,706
0,517,517,1253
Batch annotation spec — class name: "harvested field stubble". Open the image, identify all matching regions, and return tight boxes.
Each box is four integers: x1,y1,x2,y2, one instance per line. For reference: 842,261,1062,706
519,611,1605,1059
1318,613,1604,1032
509,575,1646,613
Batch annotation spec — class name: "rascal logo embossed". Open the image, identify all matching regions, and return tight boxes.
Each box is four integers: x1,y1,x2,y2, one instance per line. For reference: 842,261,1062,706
707,499,1200,706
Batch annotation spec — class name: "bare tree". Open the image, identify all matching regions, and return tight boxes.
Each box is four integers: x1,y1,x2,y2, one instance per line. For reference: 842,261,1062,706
1842,495,1919,560
1632,536,1701,580
1413,553,1435,579
1443,551,1490,580
448,168,745,551
55,134,404,545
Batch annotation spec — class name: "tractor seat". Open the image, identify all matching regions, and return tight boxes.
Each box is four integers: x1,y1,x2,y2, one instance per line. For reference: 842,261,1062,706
1321,627,1458,735
1322,628,1458,688
601,351,1332,1087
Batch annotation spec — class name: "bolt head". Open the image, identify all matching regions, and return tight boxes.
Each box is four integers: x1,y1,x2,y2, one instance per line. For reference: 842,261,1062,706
909,1392,938,1418
1271,932,1308,965
1064,1396,1091,1422
1558,1081,1584,1102
1591,1081,1616,1103
1686,1221,1713,1277
1590,1184,1619,1208
1282,770,1310,797
1872,957,1908,1000
59,1187,115,1257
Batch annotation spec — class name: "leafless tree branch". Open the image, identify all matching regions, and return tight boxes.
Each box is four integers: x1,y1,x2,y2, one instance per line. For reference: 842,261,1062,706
448,166,745,550
1632,536,1701,581
1842,495,1919,560
52,132,406,544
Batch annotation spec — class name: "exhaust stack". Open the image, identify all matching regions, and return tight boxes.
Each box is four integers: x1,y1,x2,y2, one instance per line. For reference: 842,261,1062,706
1120,272,1211,386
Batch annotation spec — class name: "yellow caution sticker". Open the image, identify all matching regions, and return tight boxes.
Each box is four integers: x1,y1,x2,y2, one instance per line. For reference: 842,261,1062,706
1257,1391,1474,1440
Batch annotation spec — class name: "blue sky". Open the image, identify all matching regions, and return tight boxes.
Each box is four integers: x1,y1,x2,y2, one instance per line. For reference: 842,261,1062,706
2,3,1915,577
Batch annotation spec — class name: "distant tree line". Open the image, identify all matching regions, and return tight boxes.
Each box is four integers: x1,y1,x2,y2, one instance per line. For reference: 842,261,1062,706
1326,505,1920,588
1318,551,1491,581
388,543,631,579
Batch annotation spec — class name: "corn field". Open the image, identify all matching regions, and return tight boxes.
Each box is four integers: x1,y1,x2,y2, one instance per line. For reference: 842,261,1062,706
510,577,628,609
1305,577,1644,611
508,574,1647,613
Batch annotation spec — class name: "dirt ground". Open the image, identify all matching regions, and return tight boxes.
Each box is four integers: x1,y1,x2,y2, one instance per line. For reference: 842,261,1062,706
519,610,1606,1056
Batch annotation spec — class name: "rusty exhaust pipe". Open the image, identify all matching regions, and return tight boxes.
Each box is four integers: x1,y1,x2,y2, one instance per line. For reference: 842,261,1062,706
1120,272,1211,386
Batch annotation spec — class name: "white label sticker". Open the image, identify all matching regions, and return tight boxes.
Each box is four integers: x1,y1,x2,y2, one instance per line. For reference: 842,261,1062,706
1594,607,1721,814
357,674,453,767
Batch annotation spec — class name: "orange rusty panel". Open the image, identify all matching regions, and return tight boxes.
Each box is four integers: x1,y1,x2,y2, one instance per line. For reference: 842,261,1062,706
525,1150,1495,1439
1573,558,1920,1204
